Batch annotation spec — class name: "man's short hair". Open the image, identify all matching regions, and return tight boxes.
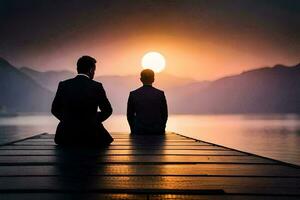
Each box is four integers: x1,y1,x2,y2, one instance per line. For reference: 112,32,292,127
77,56,97,73
140,69,155,84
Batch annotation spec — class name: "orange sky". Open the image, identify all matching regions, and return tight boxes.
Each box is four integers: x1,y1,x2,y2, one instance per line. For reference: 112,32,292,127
1,1,299,80
19,33,298,81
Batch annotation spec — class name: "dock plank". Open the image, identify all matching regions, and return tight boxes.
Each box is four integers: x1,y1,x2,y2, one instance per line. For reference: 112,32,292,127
0,149,246,156
38,134,187,140
0,176,299,195
0,164,299,177
24,138,195,142
1,194,299,200
13,141,210,146
0,155,274,165
0,132,299,198
0,145,227,150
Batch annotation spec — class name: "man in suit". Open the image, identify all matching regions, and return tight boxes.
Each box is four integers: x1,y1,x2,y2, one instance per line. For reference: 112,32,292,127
127,69,168,134
51,56,113,146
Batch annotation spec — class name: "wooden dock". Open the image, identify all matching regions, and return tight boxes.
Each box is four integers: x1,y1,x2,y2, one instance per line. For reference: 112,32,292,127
0,132,299,199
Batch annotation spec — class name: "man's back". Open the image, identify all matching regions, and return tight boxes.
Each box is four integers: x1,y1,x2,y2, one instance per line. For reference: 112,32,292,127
127,85,168,134
52,75,113,145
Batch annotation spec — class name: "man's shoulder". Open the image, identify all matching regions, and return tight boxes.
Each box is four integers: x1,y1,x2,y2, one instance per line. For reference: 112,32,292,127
152,86,164,94
59,77,74,87
90,79,103,87
63,77,102,85
130,86,164,95
130,86,143,94
59,77,103,91
87,79,105,92
149,86,165,95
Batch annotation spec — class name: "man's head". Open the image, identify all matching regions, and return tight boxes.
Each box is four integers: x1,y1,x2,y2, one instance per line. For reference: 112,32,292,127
140,69,155,85
77,56,97,79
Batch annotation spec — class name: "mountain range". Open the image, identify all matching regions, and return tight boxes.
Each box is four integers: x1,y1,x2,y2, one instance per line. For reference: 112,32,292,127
0,58,53,113
168,64,300,113
1,57,299,114
19,66,199,113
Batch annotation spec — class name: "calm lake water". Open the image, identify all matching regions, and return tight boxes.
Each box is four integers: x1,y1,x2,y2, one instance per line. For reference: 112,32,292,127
0,114,300,166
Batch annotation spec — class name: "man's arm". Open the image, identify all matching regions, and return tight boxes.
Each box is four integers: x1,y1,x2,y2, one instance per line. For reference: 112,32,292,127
97,83,113,122
161,92,168,126
51,82,63,121
127,92,135,133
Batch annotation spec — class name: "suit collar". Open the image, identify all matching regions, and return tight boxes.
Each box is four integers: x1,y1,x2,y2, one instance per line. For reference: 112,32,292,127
76,74,90,79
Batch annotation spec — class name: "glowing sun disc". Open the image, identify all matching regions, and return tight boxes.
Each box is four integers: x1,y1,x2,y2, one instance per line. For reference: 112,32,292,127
141,51,166,73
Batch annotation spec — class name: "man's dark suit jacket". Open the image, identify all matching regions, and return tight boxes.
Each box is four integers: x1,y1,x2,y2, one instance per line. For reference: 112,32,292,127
51,75,113,146
127,85,168,134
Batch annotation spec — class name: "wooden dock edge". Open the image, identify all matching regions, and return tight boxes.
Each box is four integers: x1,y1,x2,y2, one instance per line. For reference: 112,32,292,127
0,133,47,147
172,132,300,169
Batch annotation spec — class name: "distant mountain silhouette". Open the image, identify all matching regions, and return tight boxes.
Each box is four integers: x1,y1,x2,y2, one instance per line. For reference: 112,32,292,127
0,58,53,113
2,57,300,114
96,73,197,113
20,67,196,92
20,66,196,113
20,67,76,91
168,63,300,113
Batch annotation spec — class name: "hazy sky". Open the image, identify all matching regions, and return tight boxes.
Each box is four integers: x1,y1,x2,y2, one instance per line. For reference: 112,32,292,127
0,0,299,80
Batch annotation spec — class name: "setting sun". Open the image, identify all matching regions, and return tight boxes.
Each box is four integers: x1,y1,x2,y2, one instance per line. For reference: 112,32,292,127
141,51,166,73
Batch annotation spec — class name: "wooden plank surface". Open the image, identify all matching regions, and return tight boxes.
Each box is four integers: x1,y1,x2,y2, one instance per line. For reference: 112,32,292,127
0,149,246,156
0,155,275,165
0,164,299,177
38,134,187,140
1,193,299,200
0,145,227,150
21,138,195,142
0,132,46,145
0,176,299,195
13,141,211,146
0,132,299,198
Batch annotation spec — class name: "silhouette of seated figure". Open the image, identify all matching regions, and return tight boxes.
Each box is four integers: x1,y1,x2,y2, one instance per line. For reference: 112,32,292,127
127,69,168,134
51,56,113,146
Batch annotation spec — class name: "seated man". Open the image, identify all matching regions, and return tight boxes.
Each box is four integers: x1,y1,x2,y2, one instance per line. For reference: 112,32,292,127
127,69,168,134
51,56,113,146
